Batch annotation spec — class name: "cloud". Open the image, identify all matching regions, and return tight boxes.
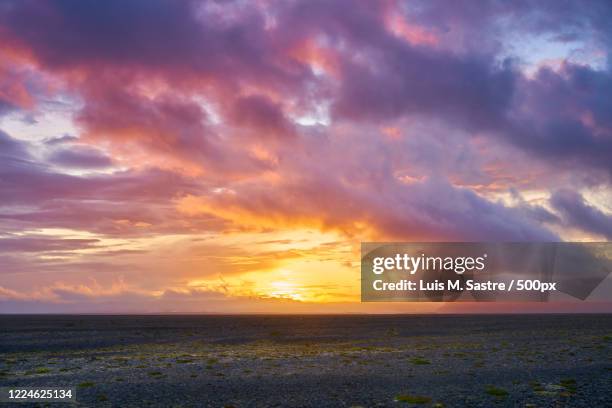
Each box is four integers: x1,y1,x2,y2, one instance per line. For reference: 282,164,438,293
0,235,99,252
0,282,310,314
0,0,610,313
0,131,222,237
507,64,612,175
0,0,309,91
333,45,516,130
228,94,294,138
178,175,558,242
0,0,211,69
2,1,606,239
551,189,612,239
48,145,113,168
0,129,31,159
2,0,611,176
44,135,79,145
76,88,215,174
0,55,35,115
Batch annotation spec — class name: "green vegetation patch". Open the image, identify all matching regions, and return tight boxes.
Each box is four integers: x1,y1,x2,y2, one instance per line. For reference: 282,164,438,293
78,381,95,388
529,381,544,392
409,357,431,365
559,378,577,394
395,394,432,404
485,385,509,398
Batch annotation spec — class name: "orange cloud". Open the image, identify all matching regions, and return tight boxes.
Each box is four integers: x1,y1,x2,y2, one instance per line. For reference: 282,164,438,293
176,193,334,232
288,38,341,77
0,52,36,111
384,8,438,47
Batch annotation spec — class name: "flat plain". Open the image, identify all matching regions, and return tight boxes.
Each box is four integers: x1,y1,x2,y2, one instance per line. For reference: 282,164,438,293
0,314,610,407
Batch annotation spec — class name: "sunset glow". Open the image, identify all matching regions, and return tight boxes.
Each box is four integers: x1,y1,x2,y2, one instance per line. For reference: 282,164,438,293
1,0,611,313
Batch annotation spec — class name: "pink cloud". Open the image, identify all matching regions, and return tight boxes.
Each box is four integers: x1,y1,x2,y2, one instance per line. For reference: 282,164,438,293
0,0,610,313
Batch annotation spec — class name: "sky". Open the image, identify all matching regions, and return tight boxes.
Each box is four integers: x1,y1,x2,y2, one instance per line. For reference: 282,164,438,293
0,0,611,313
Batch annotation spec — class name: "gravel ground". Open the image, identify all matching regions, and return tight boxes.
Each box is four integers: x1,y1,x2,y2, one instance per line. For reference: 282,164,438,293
0,314,610,407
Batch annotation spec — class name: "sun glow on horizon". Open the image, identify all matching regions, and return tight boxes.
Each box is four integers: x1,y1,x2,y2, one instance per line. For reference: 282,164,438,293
1,0,611,313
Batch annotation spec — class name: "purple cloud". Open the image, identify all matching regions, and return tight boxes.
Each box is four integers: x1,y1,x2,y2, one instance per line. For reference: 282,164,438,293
48,146,113,168
0,0,610,313
0,236,99,253
551,189,612,239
